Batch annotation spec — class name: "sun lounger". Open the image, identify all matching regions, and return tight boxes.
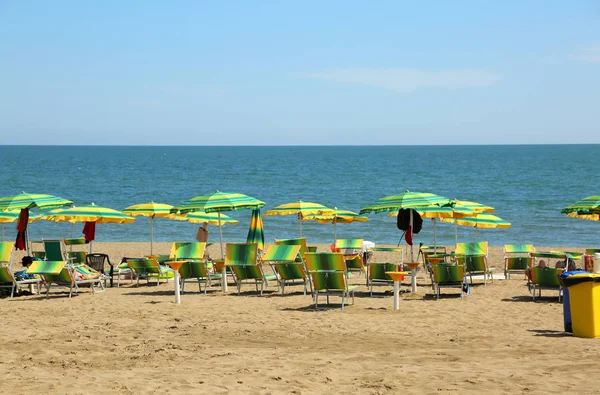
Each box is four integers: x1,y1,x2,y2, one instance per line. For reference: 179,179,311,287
367,247,404,296
431,263,467,299
226,243,278,295
0,265,42,297
304,252,357,310
335,239,366,275
504,244,535,279
528,267,564,301
126,258,174,287
262,244,310,295
27,260,104,298
178,259,221,294
454,241,494,286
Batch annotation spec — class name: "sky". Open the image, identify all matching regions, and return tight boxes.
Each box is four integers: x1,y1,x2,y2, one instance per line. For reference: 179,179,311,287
0,1,599,145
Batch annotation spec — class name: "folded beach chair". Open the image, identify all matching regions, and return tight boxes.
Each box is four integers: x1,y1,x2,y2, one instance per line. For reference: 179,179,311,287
304,252,357,310
262,244,311,295
504,244,535,279
335,239,365,275
29,240,45,260
367,247,404,296
454,241,494,286
528,267,564,301
27,261,104,298
431,263,467,299
126,257,174,287
226,242,278,296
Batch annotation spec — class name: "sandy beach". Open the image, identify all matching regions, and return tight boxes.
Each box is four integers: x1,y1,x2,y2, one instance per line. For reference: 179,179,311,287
2,242,599,394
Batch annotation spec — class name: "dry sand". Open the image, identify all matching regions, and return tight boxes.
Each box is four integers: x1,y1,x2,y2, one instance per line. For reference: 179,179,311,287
1,242,600,394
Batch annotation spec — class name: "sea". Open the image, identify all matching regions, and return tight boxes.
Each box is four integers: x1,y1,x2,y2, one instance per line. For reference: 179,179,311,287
0,145,599,247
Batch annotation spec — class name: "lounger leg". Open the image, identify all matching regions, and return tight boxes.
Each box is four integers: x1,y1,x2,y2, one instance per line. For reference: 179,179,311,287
315,292,319,309
10,284,15,298
341,293,345,310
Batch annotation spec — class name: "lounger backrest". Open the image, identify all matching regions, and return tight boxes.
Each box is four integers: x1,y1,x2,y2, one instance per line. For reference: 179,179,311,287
43,240,66,261
275,238,308,261
63,237,87,246
585,248,600,256
421,245,446,264
456,255,487,272
0,266,15,283
127,258,161,275
170,242,207,260
433,264,465,283
305,252,348,291
262,245,305,280
0,241,12,264
530,267,563,286
504,244,535,255
226,243,262,280
27,260,71,284
506,256,533,271
73,264,100,277
178,260,209,279
455,241,488,256
368,262,401,281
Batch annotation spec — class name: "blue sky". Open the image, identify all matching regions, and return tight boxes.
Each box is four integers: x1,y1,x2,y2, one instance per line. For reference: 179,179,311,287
1,1,598,145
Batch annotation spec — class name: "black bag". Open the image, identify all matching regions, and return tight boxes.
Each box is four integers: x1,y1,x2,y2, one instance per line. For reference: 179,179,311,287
396,208,423,234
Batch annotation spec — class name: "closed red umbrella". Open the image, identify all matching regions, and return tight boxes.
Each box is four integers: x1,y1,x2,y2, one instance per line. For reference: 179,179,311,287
15,209,29,251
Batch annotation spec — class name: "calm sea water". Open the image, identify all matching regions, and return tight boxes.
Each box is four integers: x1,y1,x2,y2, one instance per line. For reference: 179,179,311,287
0,145,599,247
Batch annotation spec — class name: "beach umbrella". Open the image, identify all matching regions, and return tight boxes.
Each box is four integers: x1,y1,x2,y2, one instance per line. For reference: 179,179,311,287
0,210,40,241
246,209,265,251
360,190,449,260
264,200,334,237
0,192,73,252
303,208,367,244
173,191,265,292
175,211,239,226
389,205,475,249
441,213,510,241
41,204,134,252
561,196,600,221
123,202,174,255
443,200,495,244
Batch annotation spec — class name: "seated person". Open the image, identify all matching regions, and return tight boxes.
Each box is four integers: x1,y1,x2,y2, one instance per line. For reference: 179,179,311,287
14,256,41,281
72,265,102,281
555,258,576,271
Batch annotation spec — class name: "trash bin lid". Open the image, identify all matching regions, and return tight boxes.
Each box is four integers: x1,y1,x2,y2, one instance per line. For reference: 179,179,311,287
559,271,600,287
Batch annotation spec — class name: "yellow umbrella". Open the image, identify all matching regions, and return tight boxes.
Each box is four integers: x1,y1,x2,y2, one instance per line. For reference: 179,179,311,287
264,200,334,237
123,202,174,255
304,208,367,243
441,213,510,241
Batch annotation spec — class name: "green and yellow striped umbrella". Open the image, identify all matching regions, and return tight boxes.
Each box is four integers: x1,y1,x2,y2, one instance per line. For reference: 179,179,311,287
175,211,239,225
359,191,449,214
123,202,174,255
43,204,134,224
441,213,510,241
173,191,265,290
174,191,265,214
264,200,334,237
450,200,494,213
561,196,600,221
304,208,367,244
0,210,40,241
0,192,72,211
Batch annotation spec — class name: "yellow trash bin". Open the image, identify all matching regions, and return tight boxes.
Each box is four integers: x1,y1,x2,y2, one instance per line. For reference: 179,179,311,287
562,273,600,338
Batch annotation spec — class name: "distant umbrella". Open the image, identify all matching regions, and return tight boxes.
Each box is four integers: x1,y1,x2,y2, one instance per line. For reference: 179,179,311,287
304,208,367,244
441,213,510,241
561,196,600,221
264,200,334,237
123,201,174,255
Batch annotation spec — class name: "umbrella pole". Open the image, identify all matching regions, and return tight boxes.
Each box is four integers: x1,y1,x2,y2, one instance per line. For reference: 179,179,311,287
433,218,437,250
454,219,458,245
333,219,337,245
475,227,478,242
218,212,227,292
409,209,414,261
1,223,3,242
150,216,154,255
299,213,303,237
